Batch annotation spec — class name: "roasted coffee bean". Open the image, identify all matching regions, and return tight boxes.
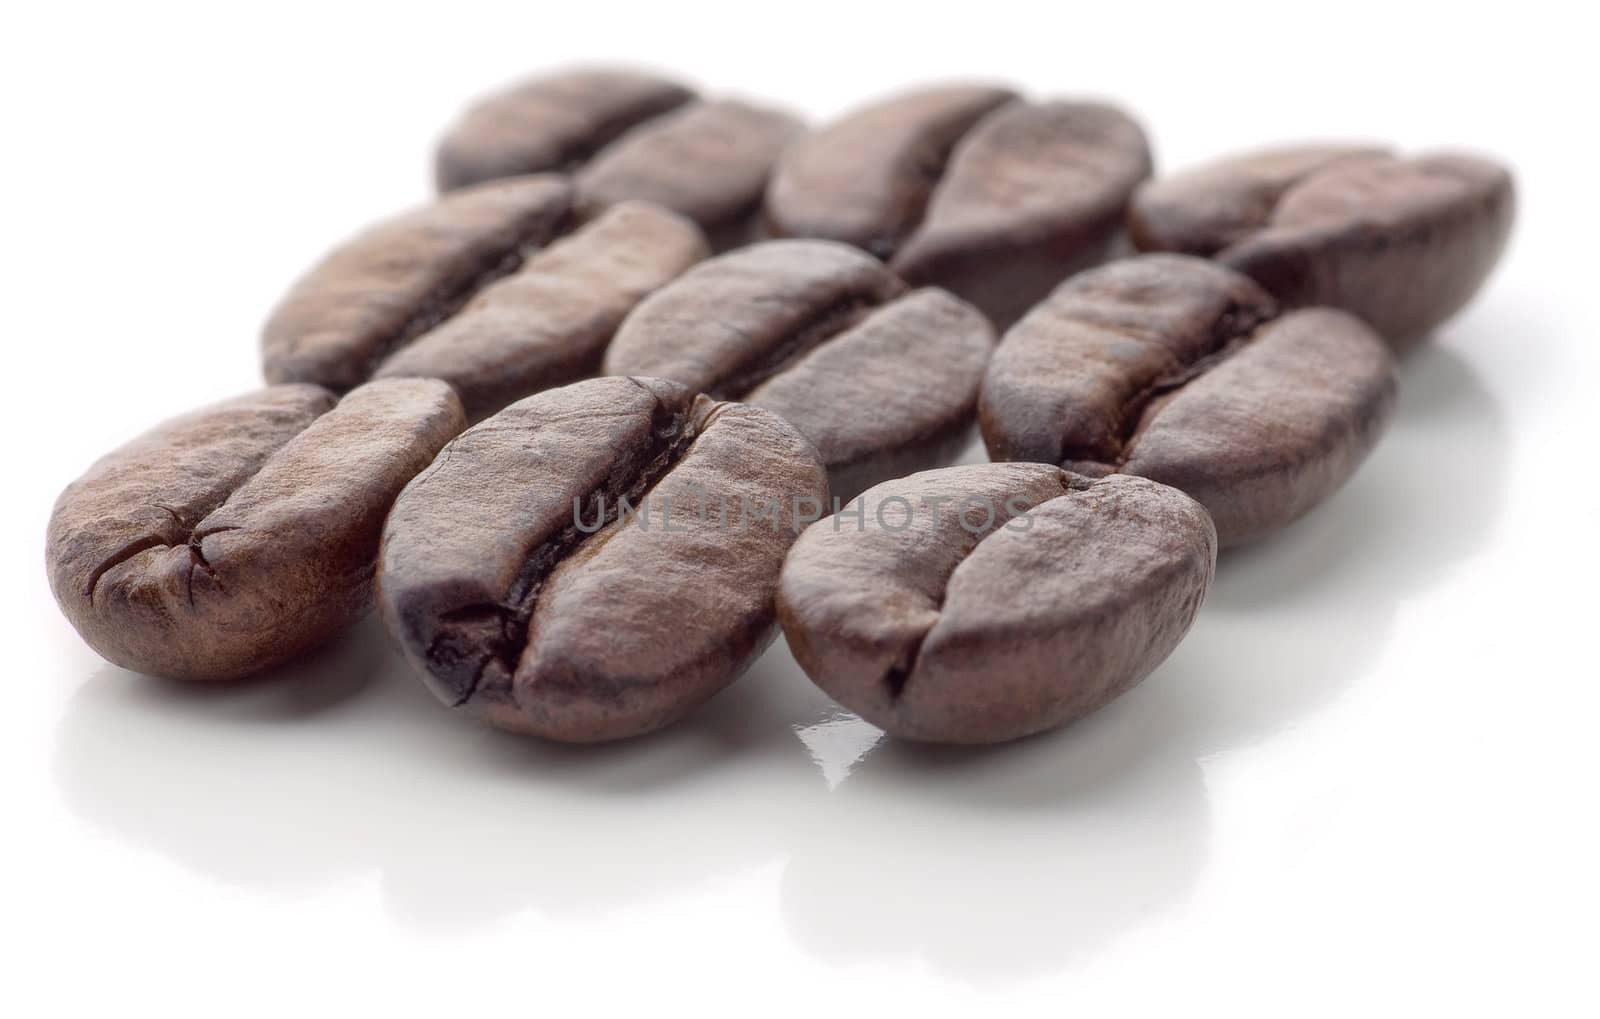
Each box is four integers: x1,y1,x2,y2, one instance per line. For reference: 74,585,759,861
379,376,828,742
765,83,1152,328
1128,144,1515,343
47,379,464,681
435,68,801,247
603,240,993,501
979,254,1397,546
261,175,707,419
778,463,1216,744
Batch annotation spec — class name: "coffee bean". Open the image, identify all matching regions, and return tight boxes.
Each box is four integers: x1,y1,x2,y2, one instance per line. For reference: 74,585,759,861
436,69,693,189
979,254,1397,545
1128,144,1389,254
603,240,994,501
262,175,707,419
47,379,464,681
1128,144,1515,343
577,99,806,250
378,376,828,742
765,83,1151,328
435,68,801,247
777,463,1216,744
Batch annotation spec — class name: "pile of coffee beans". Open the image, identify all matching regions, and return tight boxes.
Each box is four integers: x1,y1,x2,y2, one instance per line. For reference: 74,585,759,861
46,68,1515,746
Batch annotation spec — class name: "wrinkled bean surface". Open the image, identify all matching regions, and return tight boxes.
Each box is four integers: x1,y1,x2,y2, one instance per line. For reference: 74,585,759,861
47,379,464,680
379,376,828,742
778,463,1216,744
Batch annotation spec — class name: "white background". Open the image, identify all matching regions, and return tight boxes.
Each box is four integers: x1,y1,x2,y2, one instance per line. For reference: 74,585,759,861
4,2,1595,1015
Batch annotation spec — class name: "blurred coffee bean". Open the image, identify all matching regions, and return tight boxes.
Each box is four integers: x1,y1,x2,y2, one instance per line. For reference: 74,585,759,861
435,68,801,247
766,83,1151,327
1129,144,1514,343
980,254,1397,545
262,175,707,418
604,240,993,501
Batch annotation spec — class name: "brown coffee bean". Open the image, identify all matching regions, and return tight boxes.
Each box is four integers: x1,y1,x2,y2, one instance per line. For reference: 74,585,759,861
378,376,828,742
577,99,805,250
765,83,1152,328
603,240,994,501
261,176,707,419
777,463,1216,744
1129,144,1515,343
435,69,692,189
435,68,801,246
768,85,1015,257
979,254,1397,545
1127,144,1389,254
47,379,464,681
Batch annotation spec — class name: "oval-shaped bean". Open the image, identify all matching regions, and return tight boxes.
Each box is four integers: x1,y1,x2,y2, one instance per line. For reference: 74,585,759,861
435,68,800,245
604,240,994,501
766,85,1016,258
578,99,805,250
1129,145,1515,342
1126,143,1389,255
47,379,465,680
262,176,707,419
378,376,829,742
766,83,1151,327
436,69,694,190
979,254,1397,545
777,463,1216,744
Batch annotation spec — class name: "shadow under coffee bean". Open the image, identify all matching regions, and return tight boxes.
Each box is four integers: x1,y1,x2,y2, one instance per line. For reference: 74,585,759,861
46,379,465,681
604,239,994,502
435,67,802,249
261,175,708,420
778,463,1217,744
1128,143,1515,344
378,376,828,743
980,254,1398,546
765,82,1152,328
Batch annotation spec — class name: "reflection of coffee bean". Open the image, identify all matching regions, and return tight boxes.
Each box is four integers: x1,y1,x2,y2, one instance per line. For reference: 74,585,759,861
261,176,706,419
1129,144,1515,343
980,254,1397,545
765,83,1151,327
47,379,464,680
435,68,800,248
379,377,828,743
778,463,1216,744
605,240,993,501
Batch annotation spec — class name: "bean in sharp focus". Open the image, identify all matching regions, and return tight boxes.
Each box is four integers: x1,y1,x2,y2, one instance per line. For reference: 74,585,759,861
47,378,465,680
378,376,829,742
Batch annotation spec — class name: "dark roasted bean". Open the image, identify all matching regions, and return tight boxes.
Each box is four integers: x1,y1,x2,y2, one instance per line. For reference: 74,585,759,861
765,83,1151,328
261,176,707,419
604,240,993,501
435,68,800,246
778,463,1216,744
47,379,464,680
979,254,1397,545
378,376,828,742
1129,145,1514,343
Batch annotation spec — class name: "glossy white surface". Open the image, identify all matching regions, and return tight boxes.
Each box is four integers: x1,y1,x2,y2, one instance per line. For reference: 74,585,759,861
4,2,1595,1014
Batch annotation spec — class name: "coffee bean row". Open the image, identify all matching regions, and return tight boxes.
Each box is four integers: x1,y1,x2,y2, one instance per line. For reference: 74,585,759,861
46,69,1514,745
